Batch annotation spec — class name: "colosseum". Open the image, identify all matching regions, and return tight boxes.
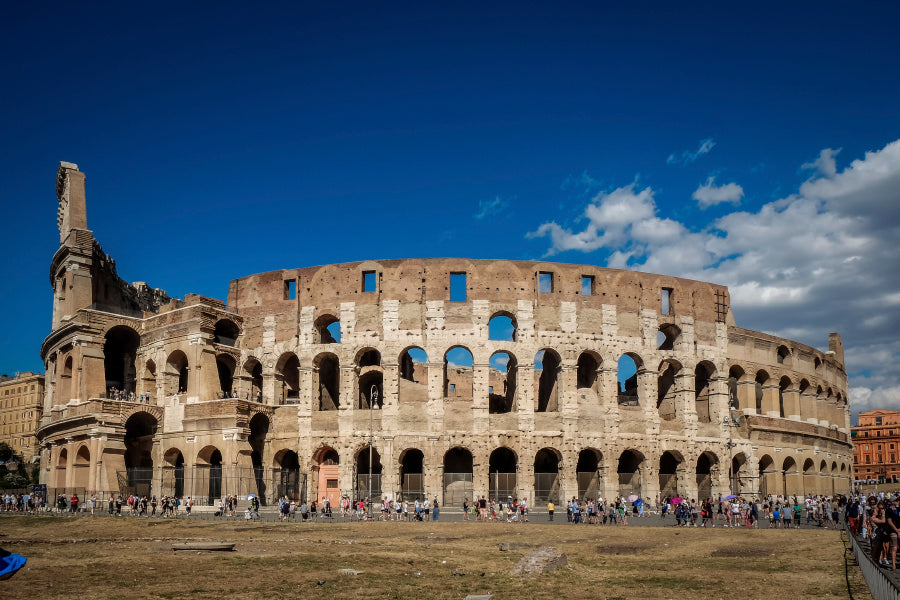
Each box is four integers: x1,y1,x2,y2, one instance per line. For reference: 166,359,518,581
37,162,853,508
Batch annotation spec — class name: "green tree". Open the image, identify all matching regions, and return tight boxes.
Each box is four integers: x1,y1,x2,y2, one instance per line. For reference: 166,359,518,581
0,442,13,462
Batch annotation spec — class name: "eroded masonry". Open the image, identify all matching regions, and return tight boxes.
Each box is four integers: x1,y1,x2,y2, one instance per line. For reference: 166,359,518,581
37,162,853,506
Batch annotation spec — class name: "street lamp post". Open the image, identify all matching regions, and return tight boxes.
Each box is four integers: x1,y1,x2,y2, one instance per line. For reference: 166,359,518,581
368,384,377,520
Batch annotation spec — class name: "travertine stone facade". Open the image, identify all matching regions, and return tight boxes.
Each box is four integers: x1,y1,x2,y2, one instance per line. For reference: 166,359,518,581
37,163,853,506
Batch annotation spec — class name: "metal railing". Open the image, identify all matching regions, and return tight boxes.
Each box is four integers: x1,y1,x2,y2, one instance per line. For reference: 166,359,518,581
846,525,900,600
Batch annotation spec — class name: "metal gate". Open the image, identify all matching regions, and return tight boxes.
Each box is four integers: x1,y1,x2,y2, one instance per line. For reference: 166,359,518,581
443,472,473,508
355,474,382,501
401,473,424,501
576,471,600,499
489,472,516,500
533,472,560,503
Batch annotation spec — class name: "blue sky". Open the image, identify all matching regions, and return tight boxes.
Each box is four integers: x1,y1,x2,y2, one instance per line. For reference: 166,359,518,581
2,2,899,418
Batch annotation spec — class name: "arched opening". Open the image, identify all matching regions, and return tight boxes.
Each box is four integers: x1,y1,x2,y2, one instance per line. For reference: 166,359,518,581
576,351,601,393
274,450,301,501
314,314,341,344
657,359,680,420
73,445,90,489
443,447,474,506
357,348,381,368
314,353,340,410
197,446,223,504
249,414,269,504
399,448,425,500
243,358,263,402
727,365,744,410
533,448,561,503
444,347,474,401
658,451,683,498
104,326,140,396
755,370,769,414
165,350,189,396
489,447,517,500
776,345,791,365
164,448,185,498
142,359,157,400
213,319,240,346
275,353,300,403
357,349,383,409
488,351,517,413
617,450,644,499
779,376,791,418
216,354,236,398
398,347,428,403
803,458,816,497
534,349,560,412
59,355,73,402
314,447,340,507
55,448,67,488
696,452,716,500
617,354,641,406
356,446,383,501
124,412,157,497
758,454,775,498
730,453,747,496
694,362,714,423
576,449,602,499
657,323,681,350
782,457,798,497
488,313,517,342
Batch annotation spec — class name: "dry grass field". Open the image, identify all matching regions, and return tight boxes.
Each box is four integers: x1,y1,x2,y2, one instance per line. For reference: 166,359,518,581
0,515,873,600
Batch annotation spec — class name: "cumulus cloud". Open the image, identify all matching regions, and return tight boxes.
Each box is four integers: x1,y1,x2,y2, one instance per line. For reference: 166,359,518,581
474,195,509,220
692,176,744,208
529,138,900,421
667,138,716,165
802,147,841,177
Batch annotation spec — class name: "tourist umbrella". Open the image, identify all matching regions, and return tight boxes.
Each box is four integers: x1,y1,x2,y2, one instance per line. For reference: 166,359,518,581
246,494,257,501
627,494,638,502
725,494,738,500
670,497,684,505
634,497,643,506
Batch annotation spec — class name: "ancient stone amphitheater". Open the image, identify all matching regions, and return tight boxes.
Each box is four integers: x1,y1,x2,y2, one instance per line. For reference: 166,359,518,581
38,162,853,507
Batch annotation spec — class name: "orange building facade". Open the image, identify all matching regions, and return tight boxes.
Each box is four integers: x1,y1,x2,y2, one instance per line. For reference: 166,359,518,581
852,409,900,482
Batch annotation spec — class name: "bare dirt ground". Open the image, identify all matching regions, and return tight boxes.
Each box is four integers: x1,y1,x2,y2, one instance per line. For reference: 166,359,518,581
0,515,874,600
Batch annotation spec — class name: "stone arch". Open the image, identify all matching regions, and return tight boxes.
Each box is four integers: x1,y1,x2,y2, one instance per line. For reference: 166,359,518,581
444,346,474,401
576,351,602,393
803,458,816,497
197,446,223,503
694,361,715,423
243,357,263,402
398,346,428,403
657,323,681,350
617,449,645,499
314,313,341,344
275,352,300,402
754,369,770,414
730,452,748,496
124,411,156,497
778,376,792,418
782,456,799,497
55,447,68,488
657,359,682,420
72,444,91,489
443,446,474,506
488,312,517,342
165,350,189,396
163,447,185,498
356,347,381,367
249,413,270,502
59,355,73,403
216,354,237,397
533,447,562,503
659,450,685,498
617,353,643,406
758,454,775,497
356,348,383,409
727,365,744,409
489,351,517,413
776,345,791,365
355,445,383,501
696,451,717,500
273,449,301,501
534,348,561,412
399,447,425,500
314,352,340,410
213,319,240,346
489,447,518,500
576,448,602,499
104,325,140,396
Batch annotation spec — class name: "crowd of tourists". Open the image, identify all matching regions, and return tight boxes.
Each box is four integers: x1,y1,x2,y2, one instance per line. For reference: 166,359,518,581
846,492,900,571
106,387,151,403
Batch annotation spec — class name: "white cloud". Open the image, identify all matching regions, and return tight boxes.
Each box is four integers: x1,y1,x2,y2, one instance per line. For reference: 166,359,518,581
802,147,841,177
667,138,716,165
529,139,900,422
474,195,509,220
692,176,744,208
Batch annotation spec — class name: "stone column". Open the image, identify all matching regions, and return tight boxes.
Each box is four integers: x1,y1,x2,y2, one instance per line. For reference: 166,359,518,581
638,368,659,434
559,363,577,417
783,385,801,421
340,365,356,413
707,375,729,426
425,362,444,432
472,362,490,434
675,371,697,427
517,363,534,432
761,383,780,417
736,378,756,414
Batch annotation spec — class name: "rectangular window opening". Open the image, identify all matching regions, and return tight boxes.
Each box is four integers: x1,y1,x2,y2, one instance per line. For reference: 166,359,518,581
661,288,673,315
539,272,553,294
362,271,377,293
449,383,456,392
581,275,594,296
488,385,494,394
284,279,296,300
450,272,467,302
